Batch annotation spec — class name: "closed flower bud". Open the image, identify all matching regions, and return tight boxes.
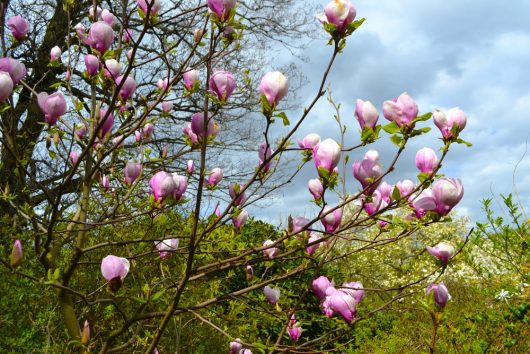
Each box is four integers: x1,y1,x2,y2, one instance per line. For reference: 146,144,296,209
258,142,272,172
122,28,133,43
193,28,203,43
137,0,161,15
182,123,198,145
208,0,236,22
100,255,130,291
245,265,253,281
290,216,310,237
308,178,324,201
115,75,137,100
69,151,80,165
259,71,289,107
0,72,14,102
186,160,194,175
103,59,122,79
426,242,455,264
81,320,90,345
88,6,102,20
207,168,223,187
230,339,243,354
0,57,27,84
396,179,415,199
50,46,62,61
183,69,199,90
288,323,302,342
88,22,114,54
157,77,170,91
262,239,279,259
298,133,321,150
433,107,467,139
320,206,342,233
149,171,177,202
142,123,154,139
7,16,30,41
209,70,235,101
84,54,100,76
318,0,356,34
101,9,114,26
124,161,142,185
313,138,341,176
37,91,67,125
171,173,187,201
191,112,219,140
232,209,248,229
229,183,246,206
101,175,110,192
98,108,114,139
426,283,451,308
377,181,393,204
162,100,173,113
415,147,438,174
328,289,357,323
312,275,331,300
306,232,323,255
263,285,280,304
10,239,23,268
382,92,418,127
431,178,464,215
355,99,379,129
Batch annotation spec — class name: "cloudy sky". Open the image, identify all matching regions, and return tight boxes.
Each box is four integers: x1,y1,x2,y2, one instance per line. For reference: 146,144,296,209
249,0,530,225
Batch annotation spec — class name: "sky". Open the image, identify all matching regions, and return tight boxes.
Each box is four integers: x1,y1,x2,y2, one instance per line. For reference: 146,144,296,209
248,0,530,226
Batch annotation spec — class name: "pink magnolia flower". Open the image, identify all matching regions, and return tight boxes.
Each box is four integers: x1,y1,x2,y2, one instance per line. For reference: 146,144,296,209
352,150,383,195
321,206,342,233
101,9,114,26
7,16,30,41
101,175,110,192
182,123,198,145
312,275,332,300
10,239,23,268
416,147,438,174
258,142,272,172
186,160,194,175
137,0,161,15
69,151,80,165
208,0,236,22
396,179,415,199
206,167,223,187
154,238,179,259
341,281,365,304
88,6,102,20
426,242,455,264
433,108,467,139
116,75,137,100
232,209,248,229
313,138,341,176
298,133,321,150
124,161,142,185
88,22,114,54
171,173,187,200
74,123,87,141
157,77,170,91
259,71,289,107
426,283,451,308
103,59,122,79
191,112,219,140
288,322,302,342
263,285,280,304
290,216,310,236
382,92,419,127
37,91,67,125
362,190,387,216
229,183,246,206
100,255,130,291
98,108,114,139
183,69,199,90
306,232,323,255
142,123,155,139
85,54,100,77
412,178,464,217
214,204,221,218
149,171,176,202
209,70,236,101
355,99,379,129
262,239,279,259
0,72,14,102
308,178,324,201
230,339,243,354
377,181,393,204
319,0,356,34
0,57,27,84
162,100,173,113
50,46,62,61
122,28,133,43
328,288,357,323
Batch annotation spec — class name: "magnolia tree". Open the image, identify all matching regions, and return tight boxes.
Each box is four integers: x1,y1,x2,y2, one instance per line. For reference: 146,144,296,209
1,0,472,352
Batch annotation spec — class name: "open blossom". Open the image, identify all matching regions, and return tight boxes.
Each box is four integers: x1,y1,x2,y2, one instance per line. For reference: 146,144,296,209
352,150,383,195
362,190,387,216
262,239,279,259
326,287,357,323
208,0,236,22
183,69,199,90
209,70,236,101
341,281,365,304
232,209,248,229
355,99,379,129
124,161,142,185
308,178,324,201
377,181,393,204
290,216,310,236
10,240,23,268
427,283,451,308
88,22,114,54
229,183,246,206
396,179,415,199
415,147,438,174
104,59,122,79
433,107,467,139
7,16,30,41
154,238,179,259
319,0,356,34
230,339,243,354
149,171,176,202
312,276,332,300
116,75,137,100
172,173,187,200
426,242,455,264
259,71,289,107
0,72,14,102
100,255,130,291
313,138,341,176
137,0,161,15
288,321,302,341
264,285,280,304
258,142,272,172
413,178,464,216
383,92,418,127
298,133,321,150
0,57,27,84
37,91,67,125
321,206,342,233
206,167,223,187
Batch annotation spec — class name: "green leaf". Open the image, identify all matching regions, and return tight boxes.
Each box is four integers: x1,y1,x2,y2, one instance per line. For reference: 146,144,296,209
413,112,433,122
382,121,400,134
392,186,401,201
274,111,290,126
390,135,403,147
454,138,472,147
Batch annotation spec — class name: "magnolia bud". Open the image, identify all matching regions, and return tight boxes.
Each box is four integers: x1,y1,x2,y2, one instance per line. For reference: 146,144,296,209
10,240,23,268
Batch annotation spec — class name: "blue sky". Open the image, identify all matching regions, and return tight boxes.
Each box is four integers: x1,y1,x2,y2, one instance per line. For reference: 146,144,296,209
249,0,530,225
